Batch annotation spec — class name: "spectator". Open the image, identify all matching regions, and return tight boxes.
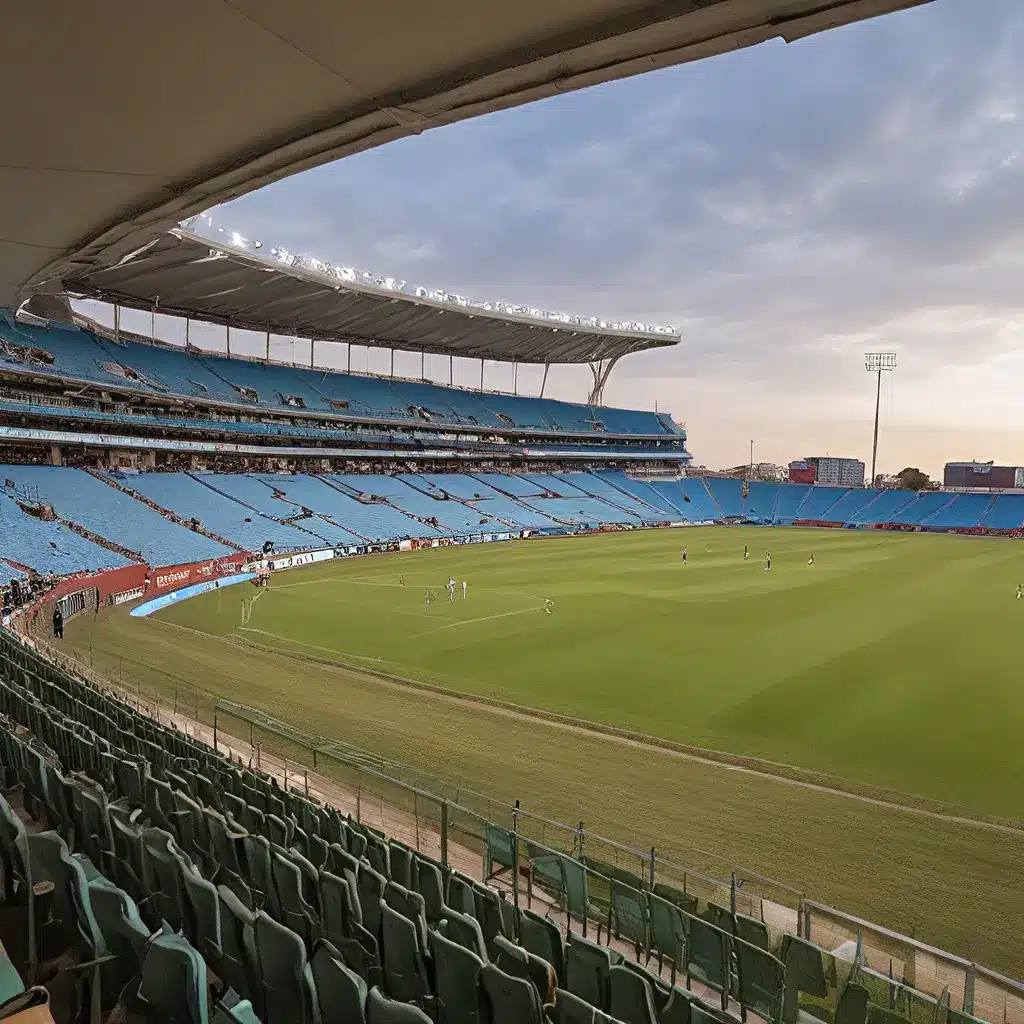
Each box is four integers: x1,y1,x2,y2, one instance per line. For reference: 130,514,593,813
52,604,64,639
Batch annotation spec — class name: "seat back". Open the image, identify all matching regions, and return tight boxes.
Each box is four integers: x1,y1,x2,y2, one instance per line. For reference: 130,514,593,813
566,933,619,1010
310,938,368,1024
366,985,433,1024
429,928,485,1024
379,900,429,1005
607,965,658,1024
518,907,565,985
481,961,544,1024
251,911,318,1024
138,929,209,1024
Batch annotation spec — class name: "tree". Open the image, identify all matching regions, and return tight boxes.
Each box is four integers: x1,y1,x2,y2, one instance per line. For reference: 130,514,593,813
896,467,932,491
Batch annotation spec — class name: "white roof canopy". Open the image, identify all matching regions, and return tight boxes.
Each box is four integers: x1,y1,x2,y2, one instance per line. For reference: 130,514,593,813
3,0,931,313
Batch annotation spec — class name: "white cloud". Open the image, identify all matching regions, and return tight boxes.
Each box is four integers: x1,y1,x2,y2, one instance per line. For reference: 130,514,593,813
218,0,1024,478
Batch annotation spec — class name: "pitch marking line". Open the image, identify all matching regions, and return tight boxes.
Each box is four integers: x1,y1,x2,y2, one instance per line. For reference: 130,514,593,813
237,626,385,663
412,605,543,637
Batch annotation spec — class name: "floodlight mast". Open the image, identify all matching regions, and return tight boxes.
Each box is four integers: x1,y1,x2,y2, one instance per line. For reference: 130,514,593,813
865,352,897,486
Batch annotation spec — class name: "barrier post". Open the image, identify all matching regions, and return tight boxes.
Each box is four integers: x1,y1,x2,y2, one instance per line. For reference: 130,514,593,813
440,801,449,867
213,713,218,753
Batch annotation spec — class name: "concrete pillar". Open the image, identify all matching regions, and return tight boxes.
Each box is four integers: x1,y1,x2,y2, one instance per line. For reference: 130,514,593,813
49,445,62,466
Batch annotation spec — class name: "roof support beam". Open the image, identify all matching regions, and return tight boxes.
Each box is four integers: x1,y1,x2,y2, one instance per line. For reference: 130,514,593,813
588,354,622,406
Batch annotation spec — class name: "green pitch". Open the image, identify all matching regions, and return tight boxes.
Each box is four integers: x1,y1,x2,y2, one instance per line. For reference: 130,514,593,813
159,526,1024,819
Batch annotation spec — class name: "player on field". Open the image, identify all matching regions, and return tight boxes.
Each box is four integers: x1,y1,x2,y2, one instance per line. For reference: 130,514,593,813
743,545,749,560
447,576,456,602
764,551,772,572
681,547,688,565
425,589,435,610
544,598,554,615
807,553,815,565
1017,584,1022,600
399,574,405,586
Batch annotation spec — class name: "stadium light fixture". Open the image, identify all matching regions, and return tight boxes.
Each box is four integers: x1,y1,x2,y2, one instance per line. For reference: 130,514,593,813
865,352,897,486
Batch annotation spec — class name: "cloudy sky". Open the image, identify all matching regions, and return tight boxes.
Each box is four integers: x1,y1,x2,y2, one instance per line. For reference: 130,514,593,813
197,0,1024,476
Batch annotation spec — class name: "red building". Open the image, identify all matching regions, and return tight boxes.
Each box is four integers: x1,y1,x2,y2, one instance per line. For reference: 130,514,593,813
788,460,817,485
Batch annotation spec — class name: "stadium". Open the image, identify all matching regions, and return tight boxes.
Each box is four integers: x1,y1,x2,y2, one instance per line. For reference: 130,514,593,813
0,2,1021,1024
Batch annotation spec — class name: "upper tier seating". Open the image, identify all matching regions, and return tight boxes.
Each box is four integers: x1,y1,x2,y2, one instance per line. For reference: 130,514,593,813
1,313,681,439
1,467,229,566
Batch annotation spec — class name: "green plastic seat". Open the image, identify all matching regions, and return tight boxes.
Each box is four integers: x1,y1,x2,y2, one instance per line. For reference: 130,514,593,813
686,918,730,1001
610,882,649,956
430,927,486,1024
481,961,545,1024
358,864,388,940
412,855,445,925
366,985,433,1024
137,929,209,1024
217,884,258,1005
735,936,785,1024
86,874,152,997
548,988,598,1024
387,841,413,889
780,935,828,1024
608,964,658,1024
484,824,517,882
322,869,360,947
471,882,507,958
439,909,489,962
181,862,223,966
379,899,430,1006
518,907,565,986
493,934,555,1004
250,910,319,1024
446,871,477,918
566,933,620,1011
310,938,368,1024
648,894,686,982
272,850,320,946
835,983,870,1024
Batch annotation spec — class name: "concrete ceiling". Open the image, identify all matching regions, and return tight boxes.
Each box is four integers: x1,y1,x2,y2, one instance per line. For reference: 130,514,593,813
4,0,932,313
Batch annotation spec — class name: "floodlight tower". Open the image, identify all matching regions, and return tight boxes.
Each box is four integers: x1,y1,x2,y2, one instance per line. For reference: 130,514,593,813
864,352,897,486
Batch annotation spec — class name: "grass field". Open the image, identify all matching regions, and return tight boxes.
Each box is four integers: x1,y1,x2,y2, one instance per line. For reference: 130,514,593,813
166,526,1021,817
63,526,1024,975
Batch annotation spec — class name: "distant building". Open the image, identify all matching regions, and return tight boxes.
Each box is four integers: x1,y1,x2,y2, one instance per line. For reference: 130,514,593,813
802,457,865,488
788,460,816,485
943,462,1024,490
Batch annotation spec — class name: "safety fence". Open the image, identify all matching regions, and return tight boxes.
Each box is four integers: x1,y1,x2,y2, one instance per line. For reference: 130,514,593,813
203,697,1021,1024
22,636,1024,1024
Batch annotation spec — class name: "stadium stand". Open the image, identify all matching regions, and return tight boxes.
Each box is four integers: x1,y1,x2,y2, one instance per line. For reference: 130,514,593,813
791,486,847,523
0,491,133,577
704,479,743,519
772,484,812,524
0,315,681,443
979,494,1024,531
1,466,231,565
1,464,1023,582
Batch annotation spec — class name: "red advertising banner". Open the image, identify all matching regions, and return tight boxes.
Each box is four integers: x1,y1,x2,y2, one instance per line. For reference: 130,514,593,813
147,553,252,593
